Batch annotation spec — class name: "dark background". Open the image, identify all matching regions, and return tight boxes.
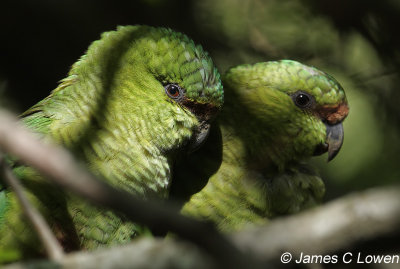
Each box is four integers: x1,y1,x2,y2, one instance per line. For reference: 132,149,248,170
1,0,399,201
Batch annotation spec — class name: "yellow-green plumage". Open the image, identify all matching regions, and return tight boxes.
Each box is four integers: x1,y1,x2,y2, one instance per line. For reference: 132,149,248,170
178,60,348,231
0,25,223,260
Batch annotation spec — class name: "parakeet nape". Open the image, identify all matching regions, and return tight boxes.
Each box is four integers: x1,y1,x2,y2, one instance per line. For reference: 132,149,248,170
179,60,348,231
0,25,223,260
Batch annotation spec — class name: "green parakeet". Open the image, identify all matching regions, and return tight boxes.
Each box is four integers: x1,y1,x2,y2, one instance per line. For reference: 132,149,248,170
0,25,223,260
177,60,348,231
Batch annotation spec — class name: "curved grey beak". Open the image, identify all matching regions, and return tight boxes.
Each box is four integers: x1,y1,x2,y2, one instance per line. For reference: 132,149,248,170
188,121,211,153
325,122,344,161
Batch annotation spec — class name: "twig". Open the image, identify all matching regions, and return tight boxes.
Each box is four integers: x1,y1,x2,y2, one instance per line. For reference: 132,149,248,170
0,154,64,261
0,109,257,269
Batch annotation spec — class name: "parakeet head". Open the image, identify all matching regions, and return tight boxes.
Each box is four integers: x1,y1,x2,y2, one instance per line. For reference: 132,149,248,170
223,60,348,167
81,26,223,152
138,26,224,151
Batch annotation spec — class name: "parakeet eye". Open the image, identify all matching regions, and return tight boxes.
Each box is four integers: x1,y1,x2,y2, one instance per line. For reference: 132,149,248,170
165,84,183,100
292,91,313,109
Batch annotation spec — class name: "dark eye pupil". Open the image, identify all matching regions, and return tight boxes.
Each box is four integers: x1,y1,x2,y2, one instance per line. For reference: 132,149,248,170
165,83,182,99
168,86,178,95
296,94,310,107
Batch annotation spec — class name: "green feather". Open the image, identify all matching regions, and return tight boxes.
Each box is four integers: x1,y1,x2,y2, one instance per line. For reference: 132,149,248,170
0,188,7,226
178,60,348,232
0,25,223,260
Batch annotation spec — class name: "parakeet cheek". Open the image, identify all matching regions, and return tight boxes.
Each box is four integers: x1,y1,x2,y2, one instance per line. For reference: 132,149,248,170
310,121,328,155
295,118,326,158
163,104,200,150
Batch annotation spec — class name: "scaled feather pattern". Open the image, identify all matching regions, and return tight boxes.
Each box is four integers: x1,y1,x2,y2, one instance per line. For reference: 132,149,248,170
177,60,348,231
0,25,223,261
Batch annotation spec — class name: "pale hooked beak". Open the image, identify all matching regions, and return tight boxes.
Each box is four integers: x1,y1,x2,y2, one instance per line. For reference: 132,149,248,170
313,122,344,161
325,122,344,161
188,121,211,153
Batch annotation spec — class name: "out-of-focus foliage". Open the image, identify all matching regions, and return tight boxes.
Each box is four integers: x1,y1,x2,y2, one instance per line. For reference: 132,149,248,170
0,0,399,200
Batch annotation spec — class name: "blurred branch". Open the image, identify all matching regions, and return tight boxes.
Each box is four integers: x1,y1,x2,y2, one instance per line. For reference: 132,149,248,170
0,108,399,268
4,238,217,269
232,185,400,264
3,185,400,269
0,154,64,261
0,109,254,269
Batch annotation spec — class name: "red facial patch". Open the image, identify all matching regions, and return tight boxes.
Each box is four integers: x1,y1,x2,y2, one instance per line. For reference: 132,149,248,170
316,102,349,124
